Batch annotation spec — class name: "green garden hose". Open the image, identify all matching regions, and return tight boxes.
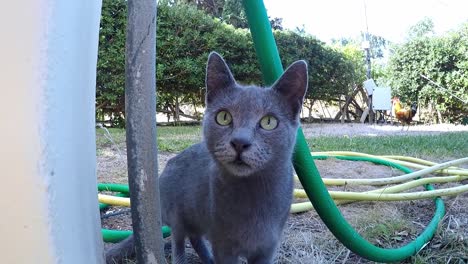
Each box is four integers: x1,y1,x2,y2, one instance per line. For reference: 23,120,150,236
102,226,171,243
102,229,133,243
99,192,129,210
98,183,130,193
99,155,447,262
99,184,172,242
241,0,446,262
98,183,129,210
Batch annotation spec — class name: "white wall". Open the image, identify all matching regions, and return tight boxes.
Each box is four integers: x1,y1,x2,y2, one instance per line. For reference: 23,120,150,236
0,0,104,263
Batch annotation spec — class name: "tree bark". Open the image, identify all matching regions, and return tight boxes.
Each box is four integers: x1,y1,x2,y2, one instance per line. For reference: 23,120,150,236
174,95,180,125
125,0,165,262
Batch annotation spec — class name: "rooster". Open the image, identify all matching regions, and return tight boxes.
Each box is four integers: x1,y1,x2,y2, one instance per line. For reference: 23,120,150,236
392,97,418,128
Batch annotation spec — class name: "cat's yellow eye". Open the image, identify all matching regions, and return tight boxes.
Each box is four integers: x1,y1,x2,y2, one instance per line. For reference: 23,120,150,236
260,115,278,130
216,110,232,126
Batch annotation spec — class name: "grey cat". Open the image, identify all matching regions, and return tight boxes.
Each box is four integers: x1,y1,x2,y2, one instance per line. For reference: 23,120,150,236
106,52,308,264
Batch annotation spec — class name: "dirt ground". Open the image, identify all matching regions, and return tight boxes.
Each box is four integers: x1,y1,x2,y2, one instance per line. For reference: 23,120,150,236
98,123,468,263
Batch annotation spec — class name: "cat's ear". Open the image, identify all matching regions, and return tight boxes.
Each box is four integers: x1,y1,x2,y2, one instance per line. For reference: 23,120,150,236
271,60,308,116
205,52,236,104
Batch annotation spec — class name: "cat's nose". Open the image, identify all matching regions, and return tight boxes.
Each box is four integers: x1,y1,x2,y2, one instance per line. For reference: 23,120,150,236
230,137,251,153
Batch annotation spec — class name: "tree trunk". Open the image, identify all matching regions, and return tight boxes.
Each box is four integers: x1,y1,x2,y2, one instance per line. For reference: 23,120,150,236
338,95,344,123
351,99,363,116
324,101,332,119
359,86,368,105
368,96,374,124
436,108,443,124
318,100,327,119
417,101,421,122
174,95,180,125
345,95,351,121
192,98,198,116
307,99,315,122
334,86,360,121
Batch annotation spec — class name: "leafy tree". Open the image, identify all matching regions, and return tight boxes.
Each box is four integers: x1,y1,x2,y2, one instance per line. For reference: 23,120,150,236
275,31,364,121
331,36,390,79
96,0,362,126
173,0,283,30
156,1,261,122
269,17,284,30
360,33,390,59
156,2,214,122
407,17,435,40
96,0,127,127
96,0,258,125
174,0,225,17
387,22,467,123
334,42,367,85
221,0,249,28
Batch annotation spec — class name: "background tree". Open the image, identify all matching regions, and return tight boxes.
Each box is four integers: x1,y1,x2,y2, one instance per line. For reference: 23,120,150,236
96,0,127,127
407,17,435,40
156,1,261,122
359,33,390,59
96,0,365,126
387,21,467,123
275,32,364,121
156,2,215,122
173,0,225,17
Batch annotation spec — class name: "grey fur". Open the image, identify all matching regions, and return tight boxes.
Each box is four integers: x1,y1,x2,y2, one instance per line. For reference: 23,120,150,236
105,52,308,264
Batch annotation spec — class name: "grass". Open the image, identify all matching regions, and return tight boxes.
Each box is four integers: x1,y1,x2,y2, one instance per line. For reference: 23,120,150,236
354,206,416,248
308,132,468,159
96,125,202,152
98,125,468,264
97,126,467,159
157,126,202,152
408,215,468,264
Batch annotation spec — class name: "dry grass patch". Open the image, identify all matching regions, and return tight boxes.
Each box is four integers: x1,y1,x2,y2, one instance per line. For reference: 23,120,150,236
98,126,468,264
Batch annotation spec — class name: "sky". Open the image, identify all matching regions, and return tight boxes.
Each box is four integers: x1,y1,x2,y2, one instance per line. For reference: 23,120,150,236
263,0,468,43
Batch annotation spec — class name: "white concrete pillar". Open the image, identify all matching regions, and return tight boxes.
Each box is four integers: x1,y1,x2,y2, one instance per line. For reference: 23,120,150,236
0,0,104,263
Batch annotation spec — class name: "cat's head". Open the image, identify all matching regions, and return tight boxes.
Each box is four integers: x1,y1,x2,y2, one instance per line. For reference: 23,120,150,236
203,52,308,177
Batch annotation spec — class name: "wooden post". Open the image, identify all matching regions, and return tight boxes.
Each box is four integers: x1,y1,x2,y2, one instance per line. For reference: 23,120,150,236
125,0,165,262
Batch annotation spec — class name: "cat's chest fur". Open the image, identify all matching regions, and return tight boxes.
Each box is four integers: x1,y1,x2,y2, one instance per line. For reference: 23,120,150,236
208,166,294,253
210,166,293,222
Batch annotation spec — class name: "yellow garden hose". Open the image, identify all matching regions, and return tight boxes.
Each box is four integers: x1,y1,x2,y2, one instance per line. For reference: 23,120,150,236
289,154,468,213
294,176,468,198
381,155,463,170
314,151,468,176
295,184,468,201
99,154,468,213
295,155,468,186
291,175,467,213
99,149,466,262
99,194,130,207
99,181,468,211
296,175,468,197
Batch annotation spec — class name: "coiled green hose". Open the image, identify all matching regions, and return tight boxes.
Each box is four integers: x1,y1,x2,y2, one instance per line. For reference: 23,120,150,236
99,154,445,262
241,0,445,261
